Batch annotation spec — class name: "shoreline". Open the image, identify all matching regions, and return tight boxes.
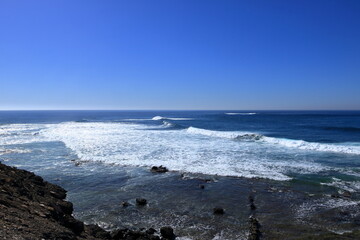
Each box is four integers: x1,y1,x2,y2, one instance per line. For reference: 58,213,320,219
1,161,360,239
0,162,175,240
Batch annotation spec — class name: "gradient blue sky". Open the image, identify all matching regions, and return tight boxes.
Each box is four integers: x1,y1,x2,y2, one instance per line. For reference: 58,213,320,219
0,0,359,110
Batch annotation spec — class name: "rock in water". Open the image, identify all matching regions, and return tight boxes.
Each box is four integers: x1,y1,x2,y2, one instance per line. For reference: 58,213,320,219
136,198,148,206
151,165,168,173
213,207,225,215
248,216,261,240
121,201,130,207
160,226,176,240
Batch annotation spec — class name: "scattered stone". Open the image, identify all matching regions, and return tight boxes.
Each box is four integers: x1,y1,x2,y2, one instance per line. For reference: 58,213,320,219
146,228,157,234
151,165,168,173
86,224,111,239
160,226,176,240
136,198,148,206
121,201,130,207
248,216,261,240
331,193,340,198
249,195,256,210
213,207,225,215
342,190,351,198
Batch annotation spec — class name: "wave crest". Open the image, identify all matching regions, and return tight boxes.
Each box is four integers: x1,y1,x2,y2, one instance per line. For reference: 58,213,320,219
225,112,257,115
186,127,360,155
152,116,193,121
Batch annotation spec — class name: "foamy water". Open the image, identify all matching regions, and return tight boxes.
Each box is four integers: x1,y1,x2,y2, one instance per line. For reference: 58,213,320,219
1,116,360,184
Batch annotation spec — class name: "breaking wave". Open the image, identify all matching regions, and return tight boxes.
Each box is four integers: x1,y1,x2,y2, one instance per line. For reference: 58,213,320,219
152,116,193,121
225,113,257,115
186,127,360,155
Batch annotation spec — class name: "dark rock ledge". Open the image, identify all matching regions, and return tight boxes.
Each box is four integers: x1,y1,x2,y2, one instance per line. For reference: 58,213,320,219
0,162,167,240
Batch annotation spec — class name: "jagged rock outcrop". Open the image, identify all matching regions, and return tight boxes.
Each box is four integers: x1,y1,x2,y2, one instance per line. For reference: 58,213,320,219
0,162,169,240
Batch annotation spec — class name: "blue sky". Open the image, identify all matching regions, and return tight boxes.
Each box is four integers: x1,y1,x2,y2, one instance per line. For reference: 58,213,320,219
0,0,359,110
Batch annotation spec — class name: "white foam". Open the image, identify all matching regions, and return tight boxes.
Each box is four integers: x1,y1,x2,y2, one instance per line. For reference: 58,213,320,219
0,148,32,155
0,124,47,146
320,178,360,192
186,127,360,155
225,112,256,115
37,122,337,181
262,136,360,155
186,127,260,140
152,116,193,121
2,122,358,181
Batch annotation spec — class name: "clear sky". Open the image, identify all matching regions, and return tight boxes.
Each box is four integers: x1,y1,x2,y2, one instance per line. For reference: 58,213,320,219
0,0,359,110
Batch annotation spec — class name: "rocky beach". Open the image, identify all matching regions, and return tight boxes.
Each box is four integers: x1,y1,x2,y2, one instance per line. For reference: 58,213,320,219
1,161,360,239
0,162,177,240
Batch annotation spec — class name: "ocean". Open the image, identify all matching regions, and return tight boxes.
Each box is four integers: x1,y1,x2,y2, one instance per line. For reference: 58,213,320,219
1,110,360,239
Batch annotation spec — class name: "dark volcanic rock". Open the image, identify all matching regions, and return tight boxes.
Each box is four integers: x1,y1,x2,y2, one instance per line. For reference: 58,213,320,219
248,216,261,240
121,201,131,207
0,162,158,240
213,207,225,215
160,226,176,240
136,198,148,206
146,228,157,235
151,165,168,173
111,228,160,240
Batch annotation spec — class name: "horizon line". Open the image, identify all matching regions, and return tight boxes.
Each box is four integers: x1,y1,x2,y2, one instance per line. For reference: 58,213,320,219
1,109,360,111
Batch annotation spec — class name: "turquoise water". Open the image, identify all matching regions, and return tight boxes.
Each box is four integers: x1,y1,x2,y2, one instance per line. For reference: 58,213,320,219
1,111,360,239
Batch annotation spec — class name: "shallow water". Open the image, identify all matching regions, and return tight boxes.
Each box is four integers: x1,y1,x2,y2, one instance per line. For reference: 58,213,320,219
1,110,360,239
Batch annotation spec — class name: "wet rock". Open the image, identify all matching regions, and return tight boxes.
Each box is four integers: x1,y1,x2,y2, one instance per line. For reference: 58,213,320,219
86,224,111,239
136,198,148,206
248,216,261,240
331,193,341,198
146,228,157,234
121,201,130,207
213,207,225,215
111,228,160,240
249,195,256,210
151,165,168,173
342,190,351,198
63,216,84,235
199,184,205,189
160,226,176,240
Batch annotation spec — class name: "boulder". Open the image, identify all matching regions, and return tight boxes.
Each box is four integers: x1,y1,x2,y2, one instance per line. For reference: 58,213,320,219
160,226,176,240
151,165,168,173
213,207,225,215
136,198,147,206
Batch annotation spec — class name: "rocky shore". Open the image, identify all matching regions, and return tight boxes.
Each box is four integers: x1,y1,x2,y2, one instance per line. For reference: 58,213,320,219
2,161,360,240
0,162,173,240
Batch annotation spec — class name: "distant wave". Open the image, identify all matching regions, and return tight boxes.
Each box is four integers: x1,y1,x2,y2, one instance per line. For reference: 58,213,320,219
186,127,360,155
152,116,193,120
186,127,263,140
322,126,360,132
225,112,256,115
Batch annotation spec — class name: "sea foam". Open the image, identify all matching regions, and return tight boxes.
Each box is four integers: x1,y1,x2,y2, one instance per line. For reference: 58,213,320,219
36,122,338,181
186,127,360,155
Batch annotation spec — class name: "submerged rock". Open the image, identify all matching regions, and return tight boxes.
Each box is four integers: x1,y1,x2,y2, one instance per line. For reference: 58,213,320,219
160,226,176,240
146,228,157,234
121,201,130,207
151,165,168,173
213,207,225,215
136,198,148,206
248,216,261,240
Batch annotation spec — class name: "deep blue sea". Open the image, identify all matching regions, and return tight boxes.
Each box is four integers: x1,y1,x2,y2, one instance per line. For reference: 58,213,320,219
1,110,360,239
